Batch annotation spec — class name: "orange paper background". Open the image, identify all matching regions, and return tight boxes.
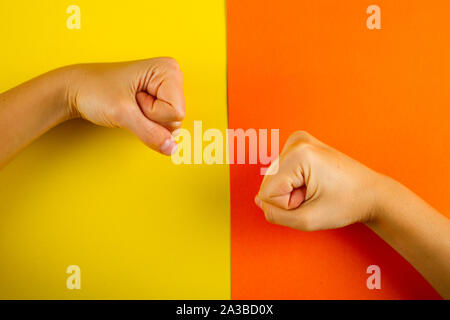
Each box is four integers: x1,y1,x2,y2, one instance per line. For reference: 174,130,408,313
227,0,450,299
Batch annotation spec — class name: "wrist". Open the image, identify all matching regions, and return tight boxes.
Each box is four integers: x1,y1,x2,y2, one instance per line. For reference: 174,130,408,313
56,65,83,121
26,67,78,127
364,173,405,228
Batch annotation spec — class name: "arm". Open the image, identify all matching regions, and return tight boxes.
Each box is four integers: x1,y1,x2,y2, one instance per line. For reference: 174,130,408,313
0,68,70,166
0,58,184,168
368,177,450,298
255,131,450,299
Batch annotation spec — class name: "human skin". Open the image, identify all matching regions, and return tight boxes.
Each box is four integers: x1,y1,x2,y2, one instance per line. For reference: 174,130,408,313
255,131,450,299
0,57,185,168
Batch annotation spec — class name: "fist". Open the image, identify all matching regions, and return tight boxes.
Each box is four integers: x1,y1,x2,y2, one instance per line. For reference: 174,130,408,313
65,57,185,155
255,131,383,231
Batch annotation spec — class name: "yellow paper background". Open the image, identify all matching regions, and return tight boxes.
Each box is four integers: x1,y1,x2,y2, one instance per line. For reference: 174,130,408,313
0,0,230,299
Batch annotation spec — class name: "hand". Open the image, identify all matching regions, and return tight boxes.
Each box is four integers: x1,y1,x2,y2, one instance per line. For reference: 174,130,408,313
65,57,185,155
255,131,384,231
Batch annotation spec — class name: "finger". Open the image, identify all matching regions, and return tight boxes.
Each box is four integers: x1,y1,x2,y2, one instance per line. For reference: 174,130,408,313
146,67,185,121
255,197,301,228
288,186,307,209
255,196,318,231
121,106,177,156
136,91,185,124
258,172,295,209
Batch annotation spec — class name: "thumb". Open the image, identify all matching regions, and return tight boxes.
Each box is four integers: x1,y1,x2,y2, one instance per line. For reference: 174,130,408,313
258,167,305,210
136,91,184,131
121,106,177,155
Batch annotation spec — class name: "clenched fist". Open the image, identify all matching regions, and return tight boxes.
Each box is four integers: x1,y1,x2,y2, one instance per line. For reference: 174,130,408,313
255,131,383,231
65,57,185,155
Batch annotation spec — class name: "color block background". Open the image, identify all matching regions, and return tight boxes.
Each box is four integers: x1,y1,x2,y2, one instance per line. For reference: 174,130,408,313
227,0,448,299
1,0,449,300
0,0,230,299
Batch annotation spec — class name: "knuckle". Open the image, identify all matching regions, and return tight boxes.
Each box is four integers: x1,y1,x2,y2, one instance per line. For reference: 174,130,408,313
257,181,271,201
290,130,312,143
161,57,180,71
169,68,184,86
292,141,316,159
178,68,184,81
174,105,185,121
258,185,272,203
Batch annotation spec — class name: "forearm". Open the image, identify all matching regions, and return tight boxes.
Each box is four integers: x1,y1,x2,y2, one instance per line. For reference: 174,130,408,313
0,67,73,167
367,176,450,299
